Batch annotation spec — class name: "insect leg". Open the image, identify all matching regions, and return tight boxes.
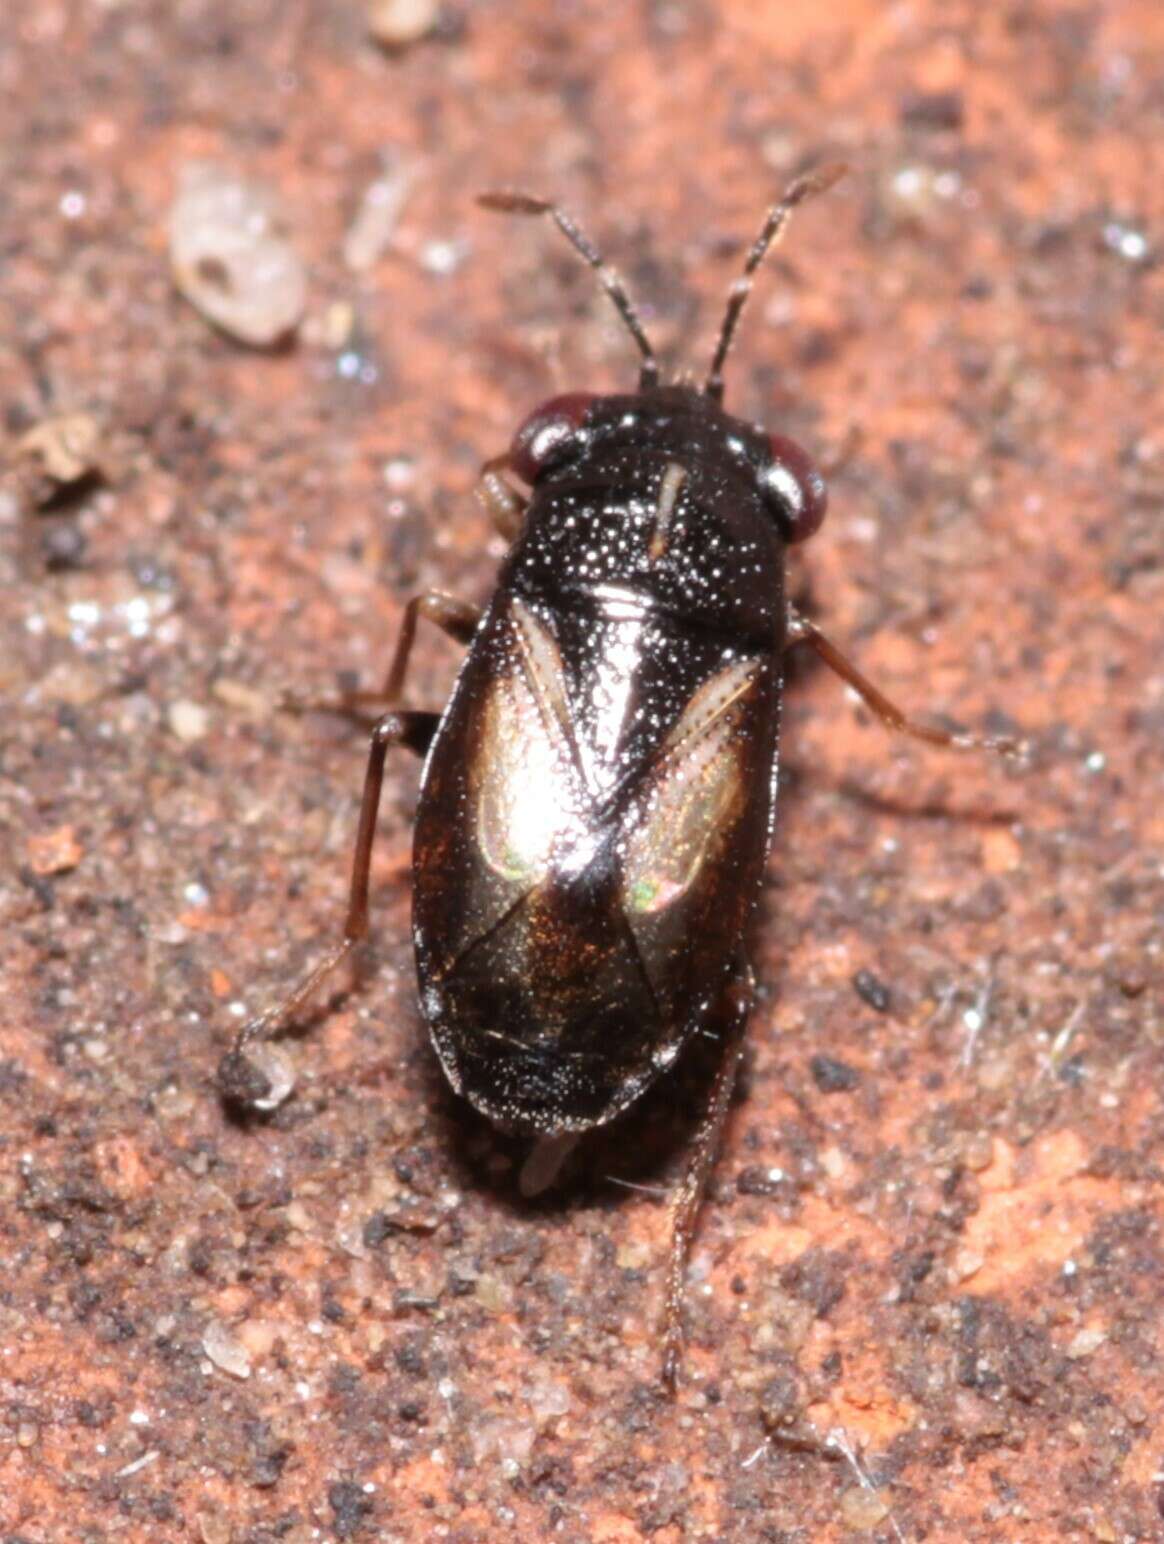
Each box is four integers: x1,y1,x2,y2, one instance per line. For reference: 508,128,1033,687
477,453,527,542
284,593,481,718
377,591,481,702
661,961,753,1393
218,708,439,1107
785,610,1026,759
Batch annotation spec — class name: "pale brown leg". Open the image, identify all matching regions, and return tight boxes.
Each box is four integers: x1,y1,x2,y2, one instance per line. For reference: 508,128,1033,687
785,609,1026,759
283,592,480,718
661,962,753,1392
379,591,480,702
476,453,527,543
218,709,438,1106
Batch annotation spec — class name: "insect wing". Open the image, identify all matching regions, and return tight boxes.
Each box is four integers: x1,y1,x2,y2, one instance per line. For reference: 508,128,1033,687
413,594,588,985
620,655,777,1016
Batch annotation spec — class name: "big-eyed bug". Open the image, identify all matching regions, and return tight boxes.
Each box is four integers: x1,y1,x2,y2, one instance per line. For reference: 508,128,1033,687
221,166,1021,1389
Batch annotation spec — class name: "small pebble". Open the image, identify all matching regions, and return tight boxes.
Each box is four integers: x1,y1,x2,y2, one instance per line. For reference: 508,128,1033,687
168,699,210,741
26,824,83,876
218,1042,296,1113
170,163,307,347
810,1054,861,1093
18,413,101,485
344,158,413,272
1066,1326,1106,1359
202,1318,252,1379
839,1487,890,1529
852,968,891,1013
368,0,438,48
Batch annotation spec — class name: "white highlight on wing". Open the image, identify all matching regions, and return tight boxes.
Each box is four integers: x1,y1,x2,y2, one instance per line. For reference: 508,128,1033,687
474,598,583,883
622,657,760,915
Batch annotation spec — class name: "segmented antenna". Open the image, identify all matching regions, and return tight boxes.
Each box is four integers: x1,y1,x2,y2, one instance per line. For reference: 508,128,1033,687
478,190,660,391
704,162,846,404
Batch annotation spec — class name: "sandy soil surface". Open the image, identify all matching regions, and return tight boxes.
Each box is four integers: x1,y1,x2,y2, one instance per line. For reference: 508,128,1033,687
1,2,1162,1539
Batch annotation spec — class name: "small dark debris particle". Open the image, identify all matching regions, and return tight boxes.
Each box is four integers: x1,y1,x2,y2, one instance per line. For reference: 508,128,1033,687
759,1371,801,1432
810,1055,861,1093
393,1289,439,1313
362,1211,393,1249
781,1249,848,1317
736,1164,789,1198
1057,1053,1086,1086
397,1398,426,1422
328,1480,373,1539
395,1337,426,1376
42,521,89,571
852,968,891,1013
253,1444,291,1488
0,1060,30,1097
447,1265,478,1296
217,1048,273,1109
17,865,56,911
899,89,965,129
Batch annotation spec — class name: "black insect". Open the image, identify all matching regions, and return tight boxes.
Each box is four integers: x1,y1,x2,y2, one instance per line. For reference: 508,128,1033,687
221,166,1018,1388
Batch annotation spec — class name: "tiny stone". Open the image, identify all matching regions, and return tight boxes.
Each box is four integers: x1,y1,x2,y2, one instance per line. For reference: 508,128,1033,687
42,521,89,571
168,699,210,741
212,677,270,716
615,1241,650,1270
26,824,83,876
368,0,438,48
202,1318,252,1379
18,413,102,487
475,1274,511,1313
527,1380,571,1421
217,1043,296,1112
344,160,413,272
1066,1326,1106,1359
950,1249,984,1283
197,1509,232,1544
852,968,891,1013
839,1487,890,1529
899,89,964,129
736,1165,788,1198
810,1055,861,1093
170,163,307,347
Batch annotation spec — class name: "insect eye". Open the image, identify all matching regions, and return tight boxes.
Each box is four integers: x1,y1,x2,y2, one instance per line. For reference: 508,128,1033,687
509,392,597,483
760,433,828,543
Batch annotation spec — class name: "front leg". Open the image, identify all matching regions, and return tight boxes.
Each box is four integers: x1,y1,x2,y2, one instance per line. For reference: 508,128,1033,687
283,591,481,719
476,452,528,543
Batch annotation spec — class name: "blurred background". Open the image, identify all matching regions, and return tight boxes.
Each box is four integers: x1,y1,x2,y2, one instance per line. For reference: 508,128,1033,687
0,3,1161,1540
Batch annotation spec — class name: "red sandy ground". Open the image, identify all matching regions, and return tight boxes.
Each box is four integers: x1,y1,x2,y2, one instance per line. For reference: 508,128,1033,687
0,2,1161,1540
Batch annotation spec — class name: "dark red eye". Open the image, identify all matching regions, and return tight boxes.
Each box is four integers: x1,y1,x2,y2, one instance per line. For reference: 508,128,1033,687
509,392,597,483
760,433,828,543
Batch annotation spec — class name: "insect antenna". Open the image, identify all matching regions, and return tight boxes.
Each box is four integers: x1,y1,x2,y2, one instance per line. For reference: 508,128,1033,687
478,190,660,390
704,162,847,404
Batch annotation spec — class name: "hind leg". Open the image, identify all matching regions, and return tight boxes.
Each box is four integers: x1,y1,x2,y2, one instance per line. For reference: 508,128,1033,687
661,960,753,1391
